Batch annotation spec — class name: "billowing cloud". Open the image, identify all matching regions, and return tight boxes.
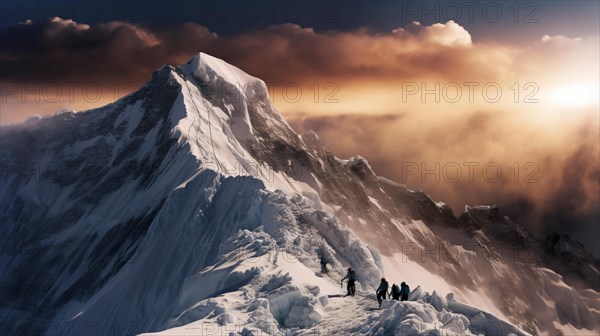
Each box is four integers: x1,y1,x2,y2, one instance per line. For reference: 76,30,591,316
287,109,600,255
0,17,505,84
541,34,582,45
1,17,595,87
394,20,472,46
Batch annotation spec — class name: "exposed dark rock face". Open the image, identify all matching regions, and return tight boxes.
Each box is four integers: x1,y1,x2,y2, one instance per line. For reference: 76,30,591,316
543,232,600,291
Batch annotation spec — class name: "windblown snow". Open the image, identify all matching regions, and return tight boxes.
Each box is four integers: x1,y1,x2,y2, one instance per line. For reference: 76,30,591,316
1,53,598,336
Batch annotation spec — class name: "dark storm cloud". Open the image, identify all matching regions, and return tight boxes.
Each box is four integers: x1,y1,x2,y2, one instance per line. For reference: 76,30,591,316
537,143,600,247
0,18,217,82
548,145,593,216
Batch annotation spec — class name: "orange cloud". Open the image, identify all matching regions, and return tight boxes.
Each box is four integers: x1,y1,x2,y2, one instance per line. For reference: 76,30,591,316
0,17,519,84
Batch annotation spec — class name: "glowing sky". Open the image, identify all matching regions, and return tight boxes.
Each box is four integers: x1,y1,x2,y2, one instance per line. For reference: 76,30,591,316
0,0,598,254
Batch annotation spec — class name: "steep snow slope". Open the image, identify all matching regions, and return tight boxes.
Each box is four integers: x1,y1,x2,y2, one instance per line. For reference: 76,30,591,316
0,53,598,335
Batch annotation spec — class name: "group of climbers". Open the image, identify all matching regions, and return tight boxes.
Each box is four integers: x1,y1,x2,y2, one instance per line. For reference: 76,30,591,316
339,267,410,306
391,281,411,301
314,231,410,306
376,278,410,306
319,252,410,305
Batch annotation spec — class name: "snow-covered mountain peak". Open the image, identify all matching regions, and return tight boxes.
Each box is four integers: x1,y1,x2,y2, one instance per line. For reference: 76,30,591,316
171,52,302,150
1,52,599,336
182,52,265,91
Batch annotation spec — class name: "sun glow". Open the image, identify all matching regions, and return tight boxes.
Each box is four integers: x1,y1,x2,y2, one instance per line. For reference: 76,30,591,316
546,83,600,108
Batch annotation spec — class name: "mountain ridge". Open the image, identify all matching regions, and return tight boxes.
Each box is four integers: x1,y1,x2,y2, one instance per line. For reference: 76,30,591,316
1,52,598,335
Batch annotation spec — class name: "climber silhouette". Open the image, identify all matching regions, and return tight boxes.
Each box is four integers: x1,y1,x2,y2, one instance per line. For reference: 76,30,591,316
400,282,410,301
391,283,401,301
320,255,328,274
376,278,389,306
341,268,356,296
